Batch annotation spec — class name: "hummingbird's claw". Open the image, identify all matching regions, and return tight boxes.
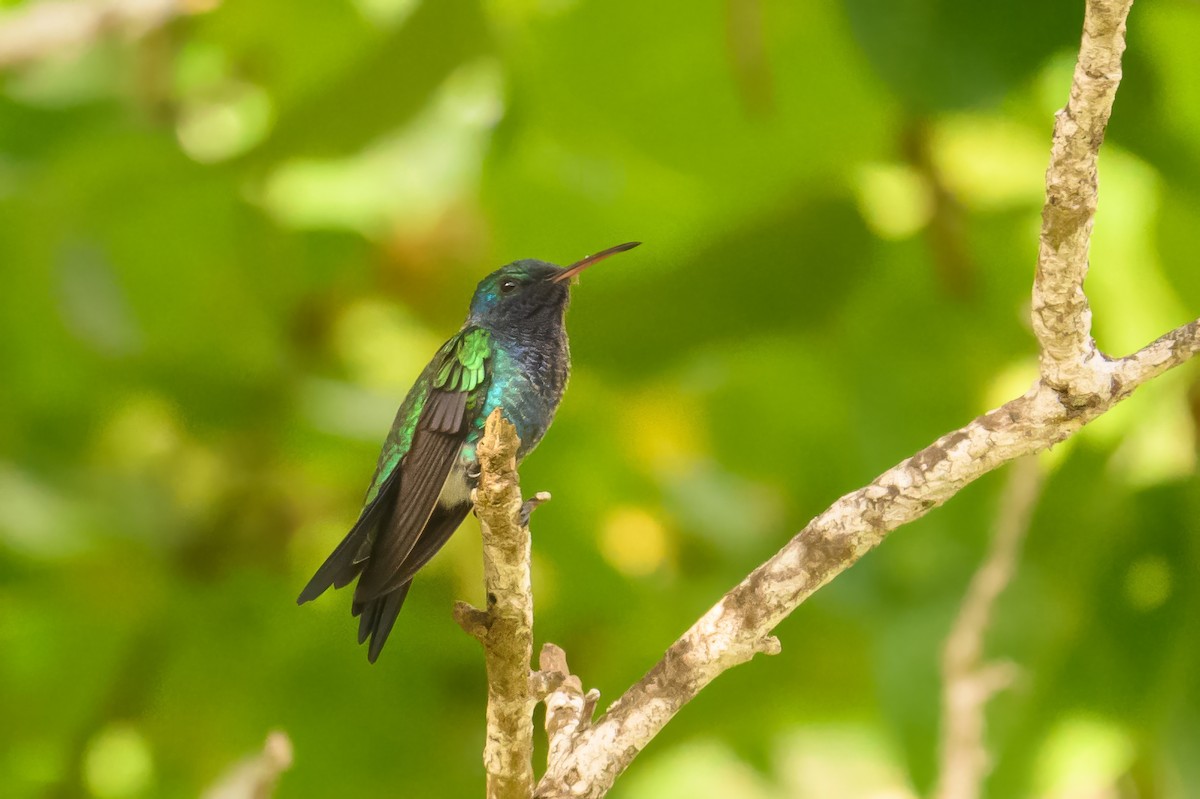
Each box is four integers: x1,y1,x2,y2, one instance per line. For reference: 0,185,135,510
519,491,552,527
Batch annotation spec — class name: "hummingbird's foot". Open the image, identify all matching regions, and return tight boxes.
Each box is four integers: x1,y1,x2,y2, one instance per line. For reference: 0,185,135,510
519,491,552,527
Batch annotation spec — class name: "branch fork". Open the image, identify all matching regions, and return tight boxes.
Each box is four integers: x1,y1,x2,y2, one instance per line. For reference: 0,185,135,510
463,2,1200,797
459,411,604,799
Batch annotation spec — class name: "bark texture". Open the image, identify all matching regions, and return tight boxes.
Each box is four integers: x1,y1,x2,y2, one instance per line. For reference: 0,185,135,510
455,411,537,799
1033,0,1133,393
529,1,1200,796
451,0,1198,796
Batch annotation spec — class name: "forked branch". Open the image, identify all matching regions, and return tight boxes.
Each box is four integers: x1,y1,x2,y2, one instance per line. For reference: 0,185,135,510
459,1,1197,797
528,0,1199,796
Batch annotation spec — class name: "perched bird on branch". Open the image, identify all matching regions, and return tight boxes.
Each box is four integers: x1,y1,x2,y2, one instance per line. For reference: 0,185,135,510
298,242,640,661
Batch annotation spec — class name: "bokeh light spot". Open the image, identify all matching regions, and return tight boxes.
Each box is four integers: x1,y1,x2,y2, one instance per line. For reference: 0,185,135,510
853,162,934,240
176,82,273,163
932,115,1046,210
599,506,672,577
82,723,154,799
1035,714,1134,798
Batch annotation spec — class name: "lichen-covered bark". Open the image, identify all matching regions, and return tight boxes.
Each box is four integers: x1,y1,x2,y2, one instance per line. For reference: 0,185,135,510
530,1,1200,796
539,644,590,778
457,411,536,799
1032,0,1132,393
538,362,1200,799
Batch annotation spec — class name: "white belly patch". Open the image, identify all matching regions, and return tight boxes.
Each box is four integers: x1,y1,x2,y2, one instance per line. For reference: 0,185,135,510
436,464,473,508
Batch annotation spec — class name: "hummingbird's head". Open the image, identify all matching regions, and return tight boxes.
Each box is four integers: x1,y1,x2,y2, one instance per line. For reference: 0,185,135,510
467,242,639,336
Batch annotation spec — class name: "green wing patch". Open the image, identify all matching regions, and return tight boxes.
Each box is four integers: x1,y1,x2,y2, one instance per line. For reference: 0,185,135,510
434,327,491,392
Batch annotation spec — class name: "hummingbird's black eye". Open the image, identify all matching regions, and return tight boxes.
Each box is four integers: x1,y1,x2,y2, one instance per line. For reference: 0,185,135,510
500,279,519,294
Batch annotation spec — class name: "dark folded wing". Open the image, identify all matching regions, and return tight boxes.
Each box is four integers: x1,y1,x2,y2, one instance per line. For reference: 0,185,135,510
352,389,468,602
298,326,492,661
352,325,491,602
374,497,473,598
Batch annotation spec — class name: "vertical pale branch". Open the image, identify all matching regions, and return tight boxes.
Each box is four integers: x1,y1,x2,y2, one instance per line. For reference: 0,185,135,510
201,731,293,799
936,457,1042,799
1033,0,1134,395
453,410,536,799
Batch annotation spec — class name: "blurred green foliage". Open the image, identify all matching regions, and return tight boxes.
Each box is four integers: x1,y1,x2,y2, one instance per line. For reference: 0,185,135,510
1,0,1198,797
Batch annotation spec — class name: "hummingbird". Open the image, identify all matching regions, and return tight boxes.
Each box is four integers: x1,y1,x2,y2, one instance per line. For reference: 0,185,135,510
298,241,640,662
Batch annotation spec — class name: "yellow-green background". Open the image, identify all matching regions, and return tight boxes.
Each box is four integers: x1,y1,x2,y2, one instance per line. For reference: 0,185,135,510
2,0,1199,796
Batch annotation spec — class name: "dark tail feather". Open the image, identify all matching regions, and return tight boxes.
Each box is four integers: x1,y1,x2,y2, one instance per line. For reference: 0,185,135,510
296,469,400,605
297,524,368,605
353,439,460,602
349,503,466,660
361,583,411,663
355,599,378,644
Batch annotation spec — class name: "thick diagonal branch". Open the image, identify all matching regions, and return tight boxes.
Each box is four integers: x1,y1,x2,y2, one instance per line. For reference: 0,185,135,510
538,344,1200,799
532,2,1200,796
454,410,536,799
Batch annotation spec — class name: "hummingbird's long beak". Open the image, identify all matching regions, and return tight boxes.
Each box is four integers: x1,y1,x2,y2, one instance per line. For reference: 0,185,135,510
550,241,641,283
